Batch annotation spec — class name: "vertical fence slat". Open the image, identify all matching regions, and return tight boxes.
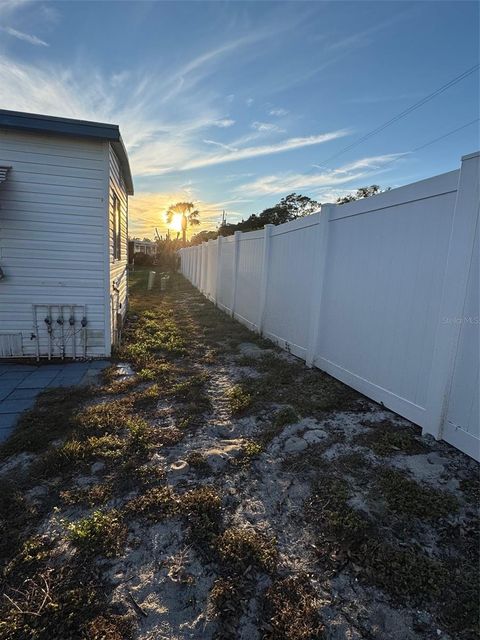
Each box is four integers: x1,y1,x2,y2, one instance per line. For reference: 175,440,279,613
215,236,223,306
257,224,273,334
231,231,241,318
305,208,331,367
424,151,480,440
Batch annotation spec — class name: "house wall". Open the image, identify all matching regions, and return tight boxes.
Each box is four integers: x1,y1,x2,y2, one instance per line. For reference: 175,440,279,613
180,153,479,461
0,129,109,357
108,145,128,347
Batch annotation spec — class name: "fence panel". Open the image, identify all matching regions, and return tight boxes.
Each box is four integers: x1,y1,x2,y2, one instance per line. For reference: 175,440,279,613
263,215,320,359
218,235,235,312
234,231,264,330
315,171,459,426
444,220,479,454
204,239,217,300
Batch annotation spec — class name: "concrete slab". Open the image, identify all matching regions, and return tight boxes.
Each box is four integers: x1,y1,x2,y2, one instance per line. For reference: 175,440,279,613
0,398,36,414
6,388,39,400
0,384,18,402
0,413,20,442
17,372,60,389
0,372,30,381
0,365,37,374
0,360,110,443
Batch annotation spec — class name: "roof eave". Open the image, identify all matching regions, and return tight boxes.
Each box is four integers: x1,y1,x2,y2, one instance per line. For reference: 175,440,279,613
112,138,134,196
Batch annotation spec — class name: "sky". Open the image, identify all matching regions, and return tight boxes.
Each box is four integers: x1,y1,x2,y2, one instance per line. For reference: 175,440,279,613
0,0,478,239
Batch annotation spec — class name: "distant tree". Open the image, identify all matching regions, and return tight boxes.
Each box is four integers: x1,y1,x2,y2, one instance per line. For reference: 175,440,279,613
218,193,320,236
336,185,390,204
190,230,218,245
166,202,200,245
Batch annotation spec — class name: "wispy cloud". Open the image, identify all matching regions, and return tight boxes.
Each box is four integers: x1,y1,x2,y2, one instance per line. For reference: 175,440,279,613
203,139,238,152
234,154,404,196
1,26,48,46
212,118,235,128
0,0,30,17
179,131,349,173
252,121,285,133
269,108,289,117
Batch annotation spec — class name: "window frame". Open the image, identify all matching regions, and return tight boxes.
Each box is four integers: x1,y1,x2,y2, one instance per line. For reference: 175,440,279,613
112,192,122,261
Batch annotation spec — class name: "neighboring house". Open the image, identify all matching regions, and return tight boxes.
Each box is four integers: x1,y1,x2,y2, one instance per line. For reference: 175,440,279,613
130,239,157,256
0,109,134,359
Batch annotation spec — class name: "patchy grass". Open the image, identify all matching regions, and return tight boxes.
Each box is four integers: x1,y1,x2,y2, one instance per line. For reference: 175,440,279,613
1,559,133,640
262,574,324,640
125,486,177,522
376,468,458,519
0,480,37,563
66,509,127,558
257,406,300,446
186,450,211,474
273,406,299,428
227,384,252,415
236,353,362,418
355,420,428,456
240,439,263,462
60,482,112,508
178,486,223,553
208,577,245,637
217,527,277,574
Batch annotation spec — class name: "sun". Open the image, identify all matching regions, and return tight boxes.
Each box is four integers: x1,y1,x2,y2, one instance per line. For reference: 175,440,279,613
168,212,183,233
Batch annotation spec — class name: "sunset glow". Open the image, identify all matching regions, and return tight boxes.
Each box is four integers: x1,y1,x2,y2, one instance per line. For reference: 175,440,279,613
168,212,183,233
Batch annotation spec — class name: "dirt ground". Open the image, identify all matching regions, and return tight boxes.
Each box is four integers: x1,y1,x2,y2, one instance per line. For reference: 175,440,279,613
0,272,478,640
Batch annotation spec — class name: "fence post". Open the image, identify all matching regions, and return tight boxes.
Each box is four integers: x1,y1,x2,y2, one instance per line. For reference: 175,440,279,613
257,224,274,334
424,151,480,440
231,230,241,318
305,206,333,367
215,236,223,306
201,243,208,293
197,245,202,289
194,246,199,287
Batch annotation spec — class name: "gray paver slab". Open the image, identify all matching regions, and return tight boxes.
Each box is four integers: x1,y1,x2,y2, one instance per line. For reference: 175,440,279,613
0,413,19,429
0,398,36,414
88,360,110,370
6,388,40,400
0,384,18,402
0,360,110,442
0,372,29,381
0,365,37,374
17,373,60,389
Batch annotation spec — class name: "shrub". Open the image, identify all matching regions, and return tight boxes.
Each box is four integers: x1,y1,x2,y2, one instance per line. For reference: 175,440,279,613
66,510,126,558
133,252,154,266
217,527,277,573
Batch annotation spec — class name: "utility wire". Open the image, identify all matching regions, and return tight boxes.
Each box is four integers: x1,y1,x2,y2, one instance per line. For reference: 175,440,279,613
376,118,480,172
327,118,479,202
410,118,479,153
319,64,480,166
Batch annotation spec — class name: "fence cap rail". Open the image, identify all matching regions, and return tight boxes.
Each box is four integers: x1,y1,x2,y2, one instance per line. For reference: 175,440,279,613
330,169,460,221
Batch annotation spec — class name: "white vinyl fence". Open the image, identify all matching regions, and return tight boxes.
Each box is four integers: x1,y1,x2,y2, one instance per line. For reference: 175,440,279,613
180,152,479,461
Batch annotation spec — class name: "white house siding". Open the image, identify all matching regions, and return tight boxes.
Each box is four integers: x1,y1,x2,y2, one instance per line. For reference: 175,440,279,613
0,129,108,357
108,145,128,346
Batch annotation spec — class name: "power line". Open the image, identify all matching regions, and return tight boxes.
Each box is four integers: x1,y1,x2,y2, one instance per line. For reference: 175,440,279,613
411,118,479,153
327,118,479,201
319,64,479,166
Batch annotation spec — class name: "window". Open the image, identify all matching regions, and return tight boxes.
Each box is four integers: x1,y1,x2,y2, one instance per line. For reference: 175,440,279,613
112,192,121,260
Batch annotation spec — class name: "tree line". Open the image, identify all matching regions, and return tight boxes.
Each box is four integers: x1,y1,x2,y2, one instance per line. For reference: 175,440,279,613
189,185,388,245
